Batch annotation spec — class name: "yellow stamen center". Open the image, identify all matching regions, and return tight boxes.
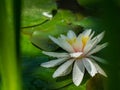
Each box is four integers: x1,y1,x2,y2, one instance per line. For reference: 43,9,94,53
82,36,89,48
67,37,76,45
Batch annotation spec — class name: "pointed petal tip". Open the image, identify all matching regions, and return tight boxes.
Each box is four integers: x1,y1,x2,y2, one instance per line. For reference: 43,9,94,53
91,73,97,77
48,35,58,42
67,30,76,38
74,82,80,86
42,51,46,54
83,58,97,77
40,63,48,68
52,74,57,78
48,35,52,38
86,28,92,31
101,73,107,77
83,29,92,36
52,73,59,78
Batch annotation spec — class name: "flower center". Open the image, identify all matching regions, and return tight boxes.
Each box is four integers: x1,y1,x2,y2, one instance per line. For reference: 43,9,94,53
70,52,83,58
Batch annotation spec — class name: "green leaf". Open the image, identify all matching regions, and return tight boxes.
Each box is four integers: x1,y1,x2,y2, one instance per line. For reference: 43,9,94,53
21,0,57,27
77,0,102,8
22,55,72,90
31,30,59,51
33,66,72,89
58,73,90,90
59,83,86,90
86,73,107,90
20,34,41,56
73,16,105,32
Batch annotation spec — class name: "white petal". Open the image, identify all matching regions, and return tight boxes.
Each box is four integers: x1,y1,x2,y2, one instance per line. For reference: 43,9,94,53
89,31,95,39
42,51,69,58
58,38,74,52
75,34,83,50
90,55,108,64
85,31,105,54
82,29,92,36
73,60,85,86
49,35,62,47
83,58,97,77
49,36,74,52
83,41,93,54
83,38,97,54
60,34,67,40
90,59,107,77
91,31,105,44
40,58,68,68
67,30,76,39
53,59,74,78
87,43,108,55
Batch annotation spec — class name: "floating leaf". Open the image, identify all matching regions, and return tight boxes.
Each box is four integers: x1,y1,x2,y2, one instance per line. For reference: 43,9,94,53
60,83,86,90
21,0,57,27
73,16,105,32
31,30,59,51
20,34,41,56
77,0,102,8
86,73,107,90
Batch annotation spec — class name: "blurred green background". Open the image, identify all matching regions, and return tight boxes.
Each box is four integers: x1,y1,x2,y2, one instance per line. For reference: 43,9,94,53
0,0,120,90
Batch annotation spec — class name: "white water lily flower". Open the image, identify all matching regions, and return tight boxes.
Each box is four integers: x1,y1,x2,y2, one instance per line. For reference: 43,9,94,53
41,29,107,86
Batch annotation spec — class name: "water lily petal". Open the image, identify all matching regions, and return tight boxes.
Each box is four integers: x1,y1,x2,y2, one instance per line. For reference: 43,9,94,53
82,29,92,36
67,30,76,39
83,38,97,54
58,38,74,52
60,34,67,40
92,31,105,44
73,60,85,86
53,59,74,78
42,51,69,58
84,31,105,54
87,43,108,55
49,35,62,46
90,59,107,77
89,31,95,39
90,55,108,64
75,35,83,51
49,35,74,52
40,58,68,68
83,58,97,77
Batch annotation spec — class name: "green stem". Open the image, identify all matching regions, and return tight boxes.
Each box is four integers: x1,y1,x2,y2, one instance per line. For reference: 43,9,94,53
0,0,22,90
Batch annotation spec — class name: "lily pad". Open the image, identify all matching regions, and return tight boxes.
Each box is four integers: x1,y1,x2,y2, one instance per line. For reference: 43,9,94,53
20,34,41,56
86,73,107,90
77,0,102,8
21,0,57,27
73,16,105,32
